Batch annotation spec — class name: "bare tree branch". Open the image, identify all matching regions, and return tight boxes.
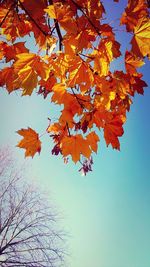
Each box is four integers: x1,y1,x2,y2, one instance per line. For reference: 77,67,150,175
0,148,66,267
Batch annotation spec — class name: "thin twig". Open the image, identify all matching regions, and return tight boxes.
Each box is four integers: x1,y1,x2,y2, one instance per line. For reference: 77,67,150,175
66,123,71,137
70,88,85,108
78,53,94,60
54,19,63,50
49,0,63,50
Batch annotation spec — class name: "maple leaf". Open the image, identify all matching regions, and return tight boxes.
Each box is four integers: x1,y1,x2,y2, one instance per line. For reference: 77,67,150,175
86,132,100,153
47,123,61,134
125,50,145,74
61,134,91,163
131,17,150,58
13,53,49,95
44,5,56,19
17,66,38,96
14,53,37,70
20,0,46,18
104,115,124,150
68,58,94,87
0,42,29,62
130,74,148,95
38,73,57,98
1,10,31,41
120,0,148,31
51,83,67,104
17,128,41,157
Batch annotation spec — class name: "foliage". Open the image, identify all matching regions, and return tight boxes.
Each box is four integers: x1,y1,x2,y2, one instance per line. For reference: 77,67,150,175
0,0,149,174
0,148,65,267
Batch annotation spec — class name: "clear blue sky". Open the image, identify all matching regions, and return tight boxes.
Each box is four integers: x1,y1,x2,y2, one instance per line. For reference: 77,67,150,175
0,1,150,267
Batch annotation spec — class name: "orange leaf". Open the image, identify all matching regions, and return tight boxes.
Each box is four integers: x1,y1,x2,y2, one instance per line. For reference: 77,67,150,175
51,83,67,104
0,67,19,93
0,42,29,62
68,59,94,87
61,134,91,163
104,115,124,150
17,128,41,157
86,132,100,153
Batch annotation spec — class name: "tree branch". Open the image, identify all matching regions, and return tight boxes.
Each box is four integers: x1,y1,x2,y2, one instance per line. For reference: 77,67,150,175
71,0,101,35
18,0,48,37
48,0,63,50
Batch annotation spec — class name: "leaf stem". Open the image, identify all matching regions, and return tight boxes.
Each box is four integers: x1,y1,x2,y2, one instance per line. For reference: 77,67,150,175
66,123,71,137
78,53,94,60
70,88,85,108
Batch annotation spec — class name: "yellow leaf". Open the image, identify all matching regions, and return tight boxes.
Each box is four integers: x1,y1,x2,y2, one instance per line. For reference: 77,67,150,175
47,123,60,134
18,65,38,95
44,5,56,19
93,52,109,76
14,53,38,72
131,17,150,58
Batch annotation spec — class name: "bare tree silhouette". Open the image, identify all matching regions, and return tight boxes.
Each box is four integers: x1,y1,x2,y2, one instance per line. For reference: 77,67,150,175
0,148,65,267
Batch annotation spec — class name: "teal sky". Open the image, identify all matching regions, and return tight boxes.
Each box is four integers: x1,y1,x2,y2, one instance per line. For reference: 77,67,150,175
0,1,150,267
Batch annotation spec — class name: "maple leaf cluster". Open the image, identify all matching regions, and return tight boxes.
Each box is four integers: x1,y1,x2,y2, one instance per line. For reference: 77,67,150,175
0,0,149,174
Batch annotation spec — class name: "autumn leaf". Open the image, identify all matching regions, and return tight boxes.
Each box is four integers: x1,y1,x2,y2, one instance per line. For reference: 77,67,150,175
14,53,38,72
104,115,124,150
61,134,91,163
0,42,29,62
44,5,56,19
51,83,67,104
130,74,148,95
13,53,49,94
131,17,150,58
0,67,19,93
47,123,61,134
120,0,148,31
17,128,41,157
18,66,38,96
125,50,145,74
68,59,94,87
86,132,100,153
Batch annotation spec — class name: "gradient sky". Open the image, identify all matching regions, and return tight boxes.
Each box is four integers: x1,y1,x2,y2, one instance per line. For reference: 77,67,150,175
0,1,150,267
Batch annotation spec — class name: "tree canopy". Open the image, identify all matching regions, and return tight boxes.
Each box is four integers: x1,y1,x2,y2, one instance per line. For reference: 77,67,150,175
0,0,150,174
